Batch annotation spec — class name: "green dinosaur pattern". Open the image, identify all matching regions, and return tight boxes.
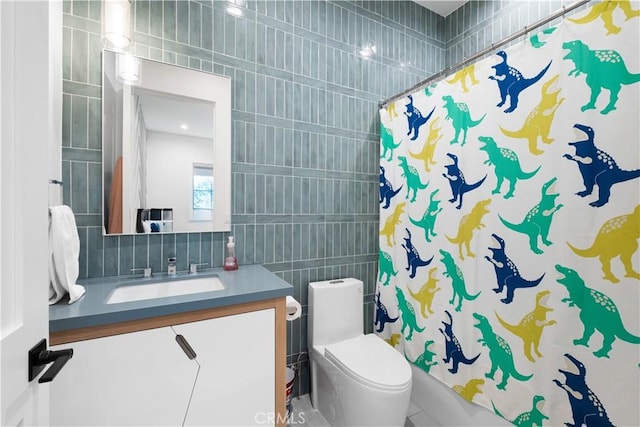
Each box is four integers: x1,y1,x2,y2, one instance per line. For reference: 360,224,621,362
396,287,425,341
555,264,640,358
376,11,639,426
562,40,640,114
407,339,438,373
398,155,429,202
442,95,486,145
478,136,540,199
499,178,563,254
492,395,549,427
473,313,533,390
439,249,480,312
378,250,397,286
381,124,401,160
409,189,442,242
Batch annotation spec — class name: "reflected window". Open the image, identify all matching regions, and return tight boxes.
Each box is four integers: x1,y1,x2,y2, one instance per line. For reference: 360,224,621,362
192,164,213,221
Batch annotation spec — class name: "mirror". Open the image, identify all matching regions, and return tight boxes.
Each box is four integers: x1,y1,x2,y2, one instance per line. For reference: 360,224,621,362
102,50,231,235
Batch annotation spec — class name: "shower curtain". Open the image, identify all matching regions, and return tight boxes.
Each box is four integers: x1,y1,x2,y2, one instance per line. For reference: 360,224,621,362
376,2,639,425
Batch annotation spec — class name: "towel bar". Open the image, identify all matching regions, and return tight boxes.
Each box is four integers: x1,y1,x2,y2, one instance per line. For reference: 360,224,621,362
48,179,64,212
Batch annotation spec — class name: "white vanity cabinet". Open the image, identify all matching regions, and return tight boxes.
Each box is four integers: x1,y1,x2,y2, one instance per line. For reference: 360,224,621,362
175,309,275,426
49,326,197,426
49,299,286,427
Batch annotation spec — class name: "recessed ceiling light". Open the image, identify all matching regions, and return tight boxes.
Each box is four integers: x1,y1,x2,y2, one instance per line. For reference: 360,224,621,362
180,124,189,130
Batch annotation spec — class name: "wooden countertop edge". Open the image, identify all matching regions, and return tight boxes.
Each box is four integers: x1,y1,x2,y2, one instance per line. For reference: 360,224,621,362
50,297,283,345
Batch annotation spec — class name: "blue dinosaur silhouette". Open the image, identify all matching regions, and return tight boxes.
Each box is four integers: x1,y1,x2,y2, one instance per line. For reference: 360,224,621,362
440,310,480,374
554,353,614,427
484,233,544,304
489,50,552,113
379,166,403,209
374,290,398,333
443,153,487,210
564,124,640,207
404,95,435,141
401,228,433,279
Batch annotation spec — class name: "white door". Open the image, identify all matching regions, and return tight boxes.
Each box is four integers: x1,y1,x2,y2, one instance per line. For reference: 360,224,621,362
1,1,62,425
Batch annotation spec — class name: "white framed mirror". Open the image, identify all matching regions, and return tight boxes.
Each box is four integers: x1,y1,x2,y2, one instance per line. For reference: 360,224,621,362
102,50,231,235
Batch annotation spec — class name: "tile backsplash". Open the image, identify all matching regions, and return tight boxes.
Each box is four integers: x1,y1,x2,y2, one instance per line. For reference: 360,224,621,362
62,0,582,397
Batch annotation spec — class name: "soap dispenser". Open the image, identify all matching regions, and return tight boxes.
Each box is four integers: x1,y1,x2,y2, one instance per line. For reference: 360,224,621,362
223,236,238,271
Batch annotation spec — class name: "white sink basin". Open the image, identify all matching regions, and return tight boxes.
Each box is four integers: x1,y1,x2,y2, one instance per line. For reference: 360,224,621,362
106,276,224,304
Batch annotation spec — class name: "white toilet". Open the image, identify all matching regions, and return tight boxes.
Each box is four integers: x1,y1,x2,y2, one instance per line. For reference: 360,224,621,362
308,278,412,427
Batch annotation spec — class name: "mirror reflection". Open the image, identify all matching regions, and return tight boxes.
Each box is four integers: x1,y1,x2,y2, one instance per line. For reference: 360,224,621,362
102,50,231,235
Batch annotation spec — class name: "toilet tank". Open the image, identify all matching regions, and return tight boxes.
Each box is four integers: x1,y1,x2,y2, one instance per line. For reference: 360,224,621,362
308,278,364,348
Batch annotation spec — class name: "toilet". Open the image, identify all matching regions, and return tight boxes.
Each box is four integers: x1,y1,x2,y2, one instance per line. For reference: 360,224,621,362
308,278,412,427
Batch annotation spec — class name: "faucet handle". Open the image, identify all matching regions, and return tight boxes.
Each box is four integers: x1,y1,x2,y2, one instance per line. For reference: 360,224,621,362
131,267,152,278
189,263,208,274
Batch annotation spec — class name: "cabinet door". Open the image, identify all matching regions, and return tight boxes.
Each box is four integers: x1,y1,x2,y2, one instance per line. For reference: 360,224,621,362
50,327,198,426
175,309,275,427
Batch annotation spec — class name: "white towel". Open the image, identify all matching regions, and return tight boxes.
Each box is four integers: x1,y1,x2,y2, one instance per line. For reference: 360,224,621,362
49,205,85,304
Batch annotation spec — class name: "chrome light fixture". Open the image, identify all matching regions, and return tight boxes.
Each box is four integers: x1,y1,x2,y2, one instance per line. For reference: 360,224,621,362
359,44,377,58
102,0,131,49
226,0,246,17
116,53,141,85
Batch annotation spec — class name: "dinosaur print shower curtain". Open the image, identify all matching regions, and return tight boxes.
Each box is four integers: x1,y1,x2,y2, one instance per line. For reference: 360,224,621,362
376,2,639,425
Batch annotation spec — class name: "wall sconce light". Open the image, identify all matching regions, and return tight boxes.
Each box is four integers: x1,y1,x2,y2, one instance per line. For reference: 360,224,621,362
103,0,131,49
226,0,246,17
116,53,141,85
359,44,377,58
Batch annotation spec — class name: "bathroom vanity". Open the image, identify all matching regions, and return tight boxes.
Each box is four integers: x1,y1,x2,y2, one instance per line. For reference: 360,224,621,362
48,265,292,427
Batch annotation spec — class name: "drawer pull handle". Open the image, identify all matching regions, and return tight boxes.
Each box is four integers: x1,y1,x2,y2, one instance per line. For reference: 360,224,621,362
175,334,197,360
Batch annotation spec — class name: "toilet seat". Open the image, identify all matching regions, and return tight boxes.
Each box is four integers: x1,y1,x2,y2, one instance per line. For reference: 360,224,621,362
324,334,412,391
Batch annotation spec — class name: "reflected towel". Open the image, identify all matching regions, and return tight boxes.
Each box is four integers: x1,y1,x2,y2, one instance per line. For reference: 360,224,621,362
107,156,123,234
49,205,85,304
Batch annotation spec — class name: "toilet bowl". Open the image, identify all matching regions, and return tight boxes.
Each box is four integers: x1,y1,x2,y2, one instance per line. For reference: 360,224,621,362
308,278,412,427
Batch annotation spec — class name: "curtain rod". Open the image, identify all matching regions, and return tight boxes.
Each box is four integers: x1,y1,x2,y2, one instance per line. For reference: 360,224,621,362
379,0,590,108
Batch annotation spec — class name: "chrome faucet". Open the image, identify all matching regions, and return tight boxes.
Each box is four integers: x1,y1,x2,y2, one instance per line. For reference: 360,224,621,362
131,267,152,278
167,257,177,276
189,262,208,274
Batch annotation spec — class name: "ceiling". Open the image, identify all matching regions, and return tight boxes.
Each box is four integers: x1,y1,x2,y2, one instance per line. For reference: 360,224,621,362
136,91,214,140
414,0,468,17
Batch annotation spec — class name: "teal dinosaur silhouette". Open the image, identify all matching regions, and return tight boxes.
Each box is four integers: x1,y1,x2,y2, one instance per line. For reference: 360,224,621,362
439,249,480,312
398,156,428,202
473,313,533,390
409,189,442,242
478,136,540,199
492,395,549,427
442,95,485,145
380,124,401,161
407,339,438,373
396,287,425,341
555,264,640,358
499,177,563,254
424,83,438,97
562,40,640,114
378,250,397,286
529,27,556,48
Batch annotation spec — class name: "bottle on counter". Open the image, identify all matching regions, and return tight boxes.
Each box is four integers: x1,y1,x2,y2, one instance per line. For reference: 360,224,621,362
223,236,238,271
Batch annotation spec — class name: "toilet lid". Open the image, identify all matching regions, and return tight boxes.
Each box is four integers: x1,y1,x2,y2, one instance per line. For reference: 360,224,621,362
324,334,412,391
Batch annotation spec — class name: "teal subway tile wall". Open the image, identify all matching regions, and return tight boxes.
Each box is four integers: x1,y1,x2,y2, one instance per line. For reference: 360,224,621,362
62,0,446,398
445,0,580,66
62,0,584,397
